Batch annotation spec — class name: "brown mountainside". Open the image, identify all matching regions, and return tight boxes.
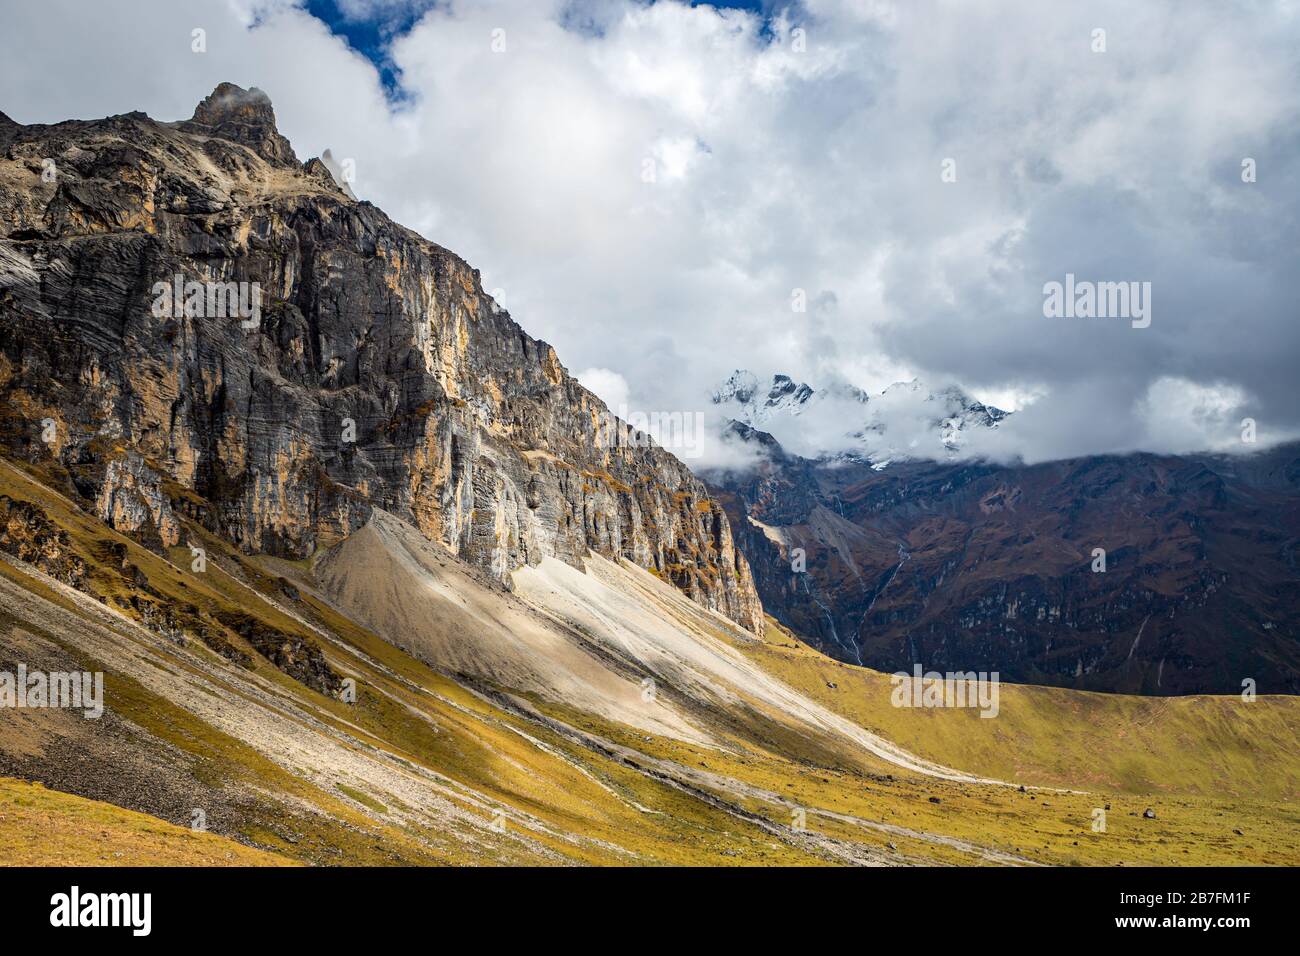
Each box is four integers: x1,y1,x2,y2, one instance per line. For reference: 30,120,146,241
709,422,1300,695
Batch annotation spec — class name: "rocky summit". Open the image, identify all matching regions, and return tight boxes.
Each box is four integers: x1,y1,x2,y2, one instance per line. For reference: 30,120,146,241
0,83,762,634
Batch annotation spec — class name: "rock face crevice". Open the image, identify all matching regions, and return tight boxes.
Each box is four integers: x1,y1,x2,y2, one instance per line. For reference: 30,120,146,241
0,83,763,634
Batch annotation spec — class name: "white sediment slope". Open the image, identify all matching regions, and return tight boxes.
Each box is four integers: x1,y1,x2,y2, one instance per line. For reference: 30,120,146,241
513,553,1005,783
314,510,709,744
319,510,1006,784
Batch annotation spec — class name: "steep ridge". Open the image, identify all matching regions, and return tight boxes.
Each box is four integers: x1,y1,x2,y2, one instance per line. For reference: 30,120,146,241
0,83,762,634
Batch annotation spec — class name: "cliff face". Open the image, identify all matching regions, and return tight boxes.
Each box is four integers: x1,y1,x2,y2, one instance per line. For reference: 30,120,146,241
0,83,763,633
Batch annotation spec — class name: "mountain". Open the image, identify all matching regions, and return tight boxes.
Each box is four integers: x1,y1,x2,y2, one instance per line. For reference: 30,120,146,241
711,370,1009,467
0,82,761,634
707,424,1300,695
0,86,1296,867
2,445,1295,865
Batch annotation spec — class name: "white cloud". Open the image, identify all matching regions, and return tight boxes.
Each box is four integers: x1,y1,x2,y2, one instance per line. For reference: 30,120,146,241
575,367,630,411
1134,377,1258,454
2,0,1297,465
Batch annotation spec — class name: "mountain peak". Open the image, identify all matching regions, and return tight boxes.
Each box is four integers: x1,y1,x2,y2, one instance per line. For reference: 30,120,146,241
713,369,1007,466
712,370,847,429
713,369,760,406
182,82,297,167
191,83,273,124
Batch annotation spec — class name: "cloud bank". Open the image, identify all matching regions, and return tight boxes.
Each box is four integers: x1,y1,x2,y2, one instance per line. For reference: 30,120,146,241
3,0,1297,466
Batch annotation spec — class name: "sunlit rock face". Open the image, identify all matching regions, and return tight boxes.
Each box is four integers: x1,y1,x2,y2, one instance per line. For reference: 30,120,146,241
0,83,763,635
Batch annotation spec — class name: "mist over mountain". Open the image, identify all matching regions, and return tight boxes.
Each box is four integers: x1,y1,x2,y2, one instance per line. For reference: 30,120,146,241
710,369,1010,467
705,418,1300,695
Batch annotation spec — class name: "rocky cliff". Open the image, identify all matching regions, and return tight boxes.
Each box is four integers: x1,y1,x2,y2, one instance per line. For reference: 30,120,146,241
0,83,762,633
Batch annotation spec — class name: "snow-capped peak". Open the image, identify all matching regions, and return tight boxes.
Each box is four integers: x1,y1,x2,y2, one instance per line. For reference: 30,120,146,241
711,370,1008,466
712,370,865,428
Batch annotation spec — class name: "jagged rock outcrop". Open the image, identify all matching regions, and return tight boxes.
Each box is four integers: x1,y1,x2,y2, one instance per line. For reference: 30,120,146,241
179,83,298,168
0,495,88,588
0,83,762,634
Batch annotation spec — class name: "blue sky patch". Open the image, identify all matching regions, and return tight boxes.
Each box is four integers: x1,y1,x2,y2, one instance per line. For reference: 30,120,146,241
304,0,794,99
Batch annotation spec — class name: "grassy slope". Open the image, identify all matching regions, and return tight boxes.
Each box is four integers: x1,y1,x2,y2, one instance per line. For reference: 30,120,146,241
534,683,1300,867
0,778,295,866
1,454,1297,866
732,617,1300,801
0,457,847,865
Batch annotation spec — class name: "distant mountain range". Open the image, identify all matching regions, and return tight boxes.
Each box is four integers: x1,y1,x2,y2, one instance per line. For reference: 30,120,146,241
706,408,1300,694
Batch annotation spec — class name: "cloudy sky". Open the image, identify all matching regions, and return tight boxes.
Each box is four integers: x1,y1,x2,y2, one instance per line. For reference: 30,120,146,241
3,0,1298,465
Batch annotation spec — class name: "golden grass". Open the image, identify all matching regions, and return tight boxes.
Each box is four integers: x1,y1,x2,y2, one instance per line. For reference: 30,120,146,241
729,617,1300,801
1,454,1297,866
0,778,296,866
